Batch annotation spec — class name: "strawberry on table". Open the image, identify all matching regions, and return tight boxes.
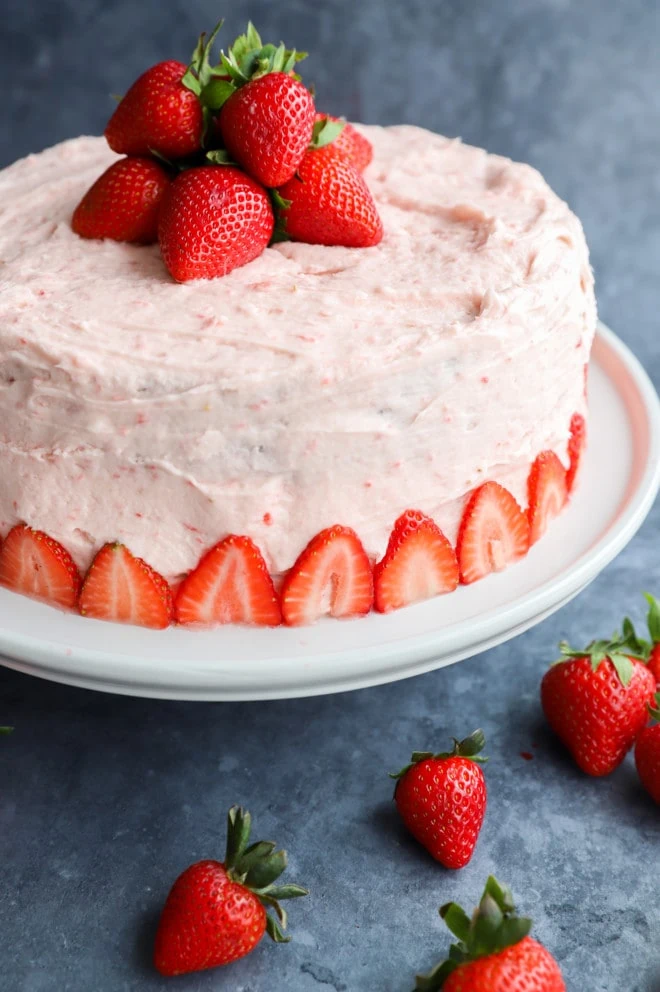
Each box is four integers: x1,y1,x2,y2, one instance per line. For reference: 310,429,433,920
541,631,656,776
456,481,529,584
565,412,586,494
154,805,307,976
314,113,373,171
635,693,660,804
527,450,568,546
79,543,173,629
217,23,315,187
374,509,458,612
392,730,487,869
414,876,565,991
277,145,383,247
158,165,274,281
0,524,80,609
71,157,170,244
174,535,281,626
280,525,373,626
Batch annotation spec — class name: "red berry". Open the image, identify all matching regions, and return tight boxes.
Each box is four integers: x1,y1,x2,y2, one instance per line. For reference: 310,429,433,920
565,412,586,493
174,535,281,626
527,450,568,546
71,157,170,244
457,481,529,584
105,60,204,159
314,113,373,171
374,509,458,612
393,731,487,869
0,524,80,610
635,698,660,804
220,72,316,187
281,525,373,626
79,543,173,629
277,145,383,247
541,636,656,776
415,877,565,992
158,165,274,282
153,806,307,977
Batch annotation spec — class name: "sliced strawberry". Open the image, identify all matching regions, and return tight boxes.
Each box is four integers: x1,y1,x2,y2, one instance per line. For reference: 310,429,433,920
374,510,458,613
0,524,80,609
527,451,568,546
79,543,173,629
281,525,373,626
457,482,530,585
174,535,281,627
565,412,586,493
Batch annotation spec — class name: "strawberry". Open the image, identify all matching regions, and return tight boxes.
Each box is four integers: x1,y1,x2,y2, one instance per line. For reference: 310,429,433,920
565,412,586,493
158,165,274,281
0,524,80,609
414,876,565,991
174,535,281,626
154,806,307,976
79,543,173,629
374,509,459,612
643,593,660,685
456,482,529,585
314,113,373,171
71,157,170,244
392,730,487,869
635,694,660,804
276,145,383,247
527,450,568,546
541,632,656,776
105,60,204,159
216,24,314,187
280,525,373,626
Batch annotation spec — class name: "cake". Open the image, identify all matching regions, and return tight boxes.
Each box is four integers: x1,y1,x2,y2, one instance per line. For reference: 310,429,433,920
0,124,595,625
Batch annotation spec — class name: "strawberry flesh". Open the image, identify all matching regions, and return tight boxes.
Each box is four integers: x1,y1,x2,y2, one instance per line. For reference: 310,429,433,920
0,524,80,609
281,525,373,626
79,543,173,629
457,482,530,584
527,450,568,545
565,412,586,493
174,535,281,626
374,509,458,612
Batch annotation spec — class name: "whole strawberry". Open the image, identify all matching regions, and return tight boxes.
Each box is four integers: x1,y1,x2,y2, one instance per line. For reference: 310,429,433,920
217,23,315,187
71,157,170,244
158,165,274,281
414,876,565,991
105,60,204,159
635,694,660,804
154,806,307,976
541,632,656,776
392,730,487,869
277,144,383,247
314,113,374,171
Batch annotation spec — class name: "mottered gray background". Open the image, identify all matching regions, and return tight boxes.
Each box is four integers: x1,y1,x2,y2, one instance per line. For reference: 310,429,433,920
1,0,659,989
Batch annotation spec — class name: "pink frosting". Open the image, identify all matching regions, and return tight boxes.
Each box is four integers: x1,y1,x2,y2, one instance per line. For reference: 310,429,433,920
0,127,596,578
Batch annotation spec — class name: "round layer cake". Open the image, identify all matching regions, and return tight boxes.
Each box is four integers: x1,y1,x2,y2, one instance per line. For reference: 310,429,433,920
0,125,595,581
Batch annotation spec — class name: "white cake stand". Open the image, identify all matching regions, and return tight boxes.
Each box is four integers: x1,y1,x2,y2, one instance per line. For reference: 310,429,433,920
1,322,658,701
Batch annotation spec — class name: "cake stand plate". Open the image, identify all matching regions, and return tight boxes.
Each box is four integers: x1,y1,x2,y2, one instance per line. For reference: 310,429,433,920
1,322,658,701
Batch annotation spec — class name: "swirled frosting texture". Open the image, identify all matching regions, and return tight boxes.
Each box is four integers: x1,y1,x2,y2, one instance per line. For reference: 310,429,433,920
0,128,595,577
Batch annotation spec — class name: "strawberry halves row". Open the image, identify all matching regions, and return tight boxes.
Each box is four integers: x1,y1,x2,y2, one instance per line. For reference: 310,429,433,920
0,415,585,629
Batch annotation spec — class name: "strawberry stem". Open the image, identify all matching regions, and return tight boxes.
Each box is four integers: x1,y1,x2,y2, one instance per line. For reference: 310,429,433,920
391,730,487,781
556,627,649,686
